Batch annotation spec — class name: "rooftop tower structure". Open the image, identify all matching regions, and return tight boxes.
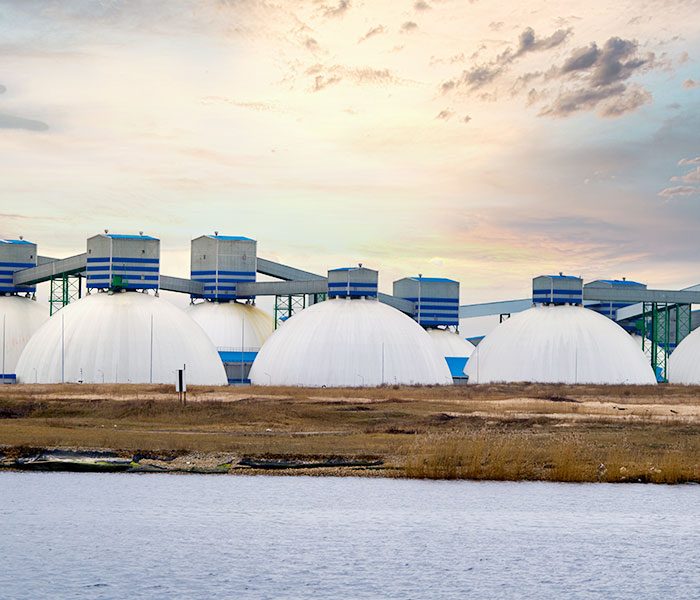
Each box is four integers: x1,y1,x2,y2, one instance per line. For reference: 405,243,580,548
86,233,160,292
532,274,583,306
0,238,37,296
327,266,378,299
190,235,256,301
188,235,267,383
393,276,467,382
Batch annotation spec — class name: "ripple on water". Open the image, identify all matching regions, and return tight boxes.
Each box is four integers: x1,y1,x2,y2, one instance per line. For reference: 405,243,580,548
0,474,699,600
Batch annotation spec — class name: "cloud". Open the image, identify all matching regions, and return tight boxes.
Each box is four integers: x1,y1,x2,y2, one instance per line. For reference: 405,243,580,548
684,78,699,89
679,157,700,166
0,113,49,131
516,27,571,56
358,25,385,43
489,21,504,32
541,84,625,116
401,21,418,33
0,84,5,94
672,166,700,183
308,64,394,91
540,37,656,117
436,109,454,120
560,44,600,73
463,115,472,123
441,26,571,93
414,1,431,10
598,86,652,117
323,1,350,18
201,97,277,112
459,65,503,90
658,185,698,198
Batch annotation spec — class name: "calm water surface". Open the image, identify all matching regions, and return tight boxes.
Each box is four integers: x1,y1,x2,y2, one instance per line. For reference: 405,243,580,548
0,473,698,599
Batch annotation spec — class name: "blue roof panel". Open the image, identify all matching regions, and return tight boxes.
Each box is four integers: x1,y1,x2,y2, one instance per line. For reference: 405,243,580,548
1,239,33,245
106,234,159,240
597,279,645,286
207,235,255,241
409,277,457,283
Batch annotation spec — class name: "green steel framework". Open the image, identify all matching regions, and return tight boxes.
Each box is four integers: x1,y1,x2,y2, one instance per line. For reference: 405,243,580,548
636,302,691,382
49,273,82,315
273,293,327,329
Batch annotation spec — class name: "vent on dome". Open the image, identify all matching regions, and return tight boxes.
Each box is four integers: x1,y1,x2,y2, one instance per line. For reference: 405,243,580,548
86,233,160,291
190,235,257,301
532,274,582,306
327,266,378,299
0,239,37,295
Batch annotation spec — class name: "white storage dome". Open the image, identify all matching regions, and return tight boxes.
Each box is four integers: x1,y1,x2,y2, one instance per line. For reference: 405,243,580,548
426,328,474,379
0,296,48,380
465,304,656,384
249,298,453,387
16,292,227,385
186,301,273,351
668,329,700,384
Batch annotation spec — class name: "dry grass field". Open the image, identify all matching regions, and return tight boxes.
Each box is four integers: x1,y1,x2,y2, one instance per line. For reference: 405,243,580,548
1,383,699,483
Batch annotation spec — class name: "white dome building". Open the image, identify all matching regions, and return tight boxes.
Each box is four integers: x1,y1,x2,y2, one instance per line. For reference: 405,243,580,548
187,301,273,352
668,329,700,384
16,292,227,385
465,305,657,384
426,328,475,380
0,296,48,382
249,298,453,387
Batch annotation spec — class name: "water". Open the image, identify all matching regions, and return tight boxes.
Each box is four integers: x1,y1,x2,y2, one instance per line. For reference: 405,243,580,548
0,473,698,599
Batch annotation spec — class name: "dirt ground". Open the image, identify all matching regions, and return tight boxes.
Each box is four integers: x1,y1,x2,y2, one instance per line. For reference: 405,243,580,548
1,383,699,482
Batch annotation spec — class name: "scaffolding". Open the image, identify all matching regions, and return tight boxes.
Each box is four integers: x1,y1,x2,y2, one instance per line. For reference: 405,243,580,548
637,302,691,382
273,293,327,328
274,294,306,329
49,273,82,315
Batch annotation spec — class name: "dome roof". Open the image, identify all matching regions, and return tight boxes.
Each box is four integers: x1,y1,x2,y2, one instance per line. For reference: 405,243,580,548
249,298,453,387
426,328,474,379
426,328,475,358
16,292,227,385
668,329,700,384
0,296,48,377
465,305,656,385
186,301,273,350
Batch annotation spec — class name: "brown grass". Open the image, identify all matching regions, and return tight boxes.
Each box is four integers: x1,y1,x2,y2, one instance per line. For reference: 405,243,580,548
1,383,700,482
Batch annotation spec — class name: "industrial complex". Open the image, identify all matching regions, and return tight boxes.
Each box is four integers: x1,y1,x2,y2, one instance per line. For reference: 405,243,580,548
1,233,700,387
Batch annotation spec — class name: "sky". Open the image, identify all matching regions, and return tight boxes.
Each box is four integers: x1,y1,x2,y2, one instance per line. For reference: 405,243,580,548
1,0,700,308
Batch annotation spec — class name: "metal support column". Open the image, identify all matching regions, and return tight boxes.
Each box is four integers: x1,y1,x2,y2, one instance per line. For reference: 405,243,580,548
674,304,692,350
640,302,671,383
274,294,306,329
49,273,82,315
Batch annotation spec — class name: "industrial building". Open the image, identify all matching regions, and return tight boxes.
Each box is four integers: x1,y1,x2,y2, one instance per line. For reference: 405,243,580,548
250,267,453,386
465,275,658,385
14,234,227,385
187,235,273,383
4,230,700,386
0,239,47,383
393,276,472,382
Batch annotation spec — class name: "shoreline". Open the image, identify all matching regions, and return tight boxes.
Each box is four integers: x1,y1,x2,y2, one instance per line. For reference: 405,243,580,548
1,383,699,484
